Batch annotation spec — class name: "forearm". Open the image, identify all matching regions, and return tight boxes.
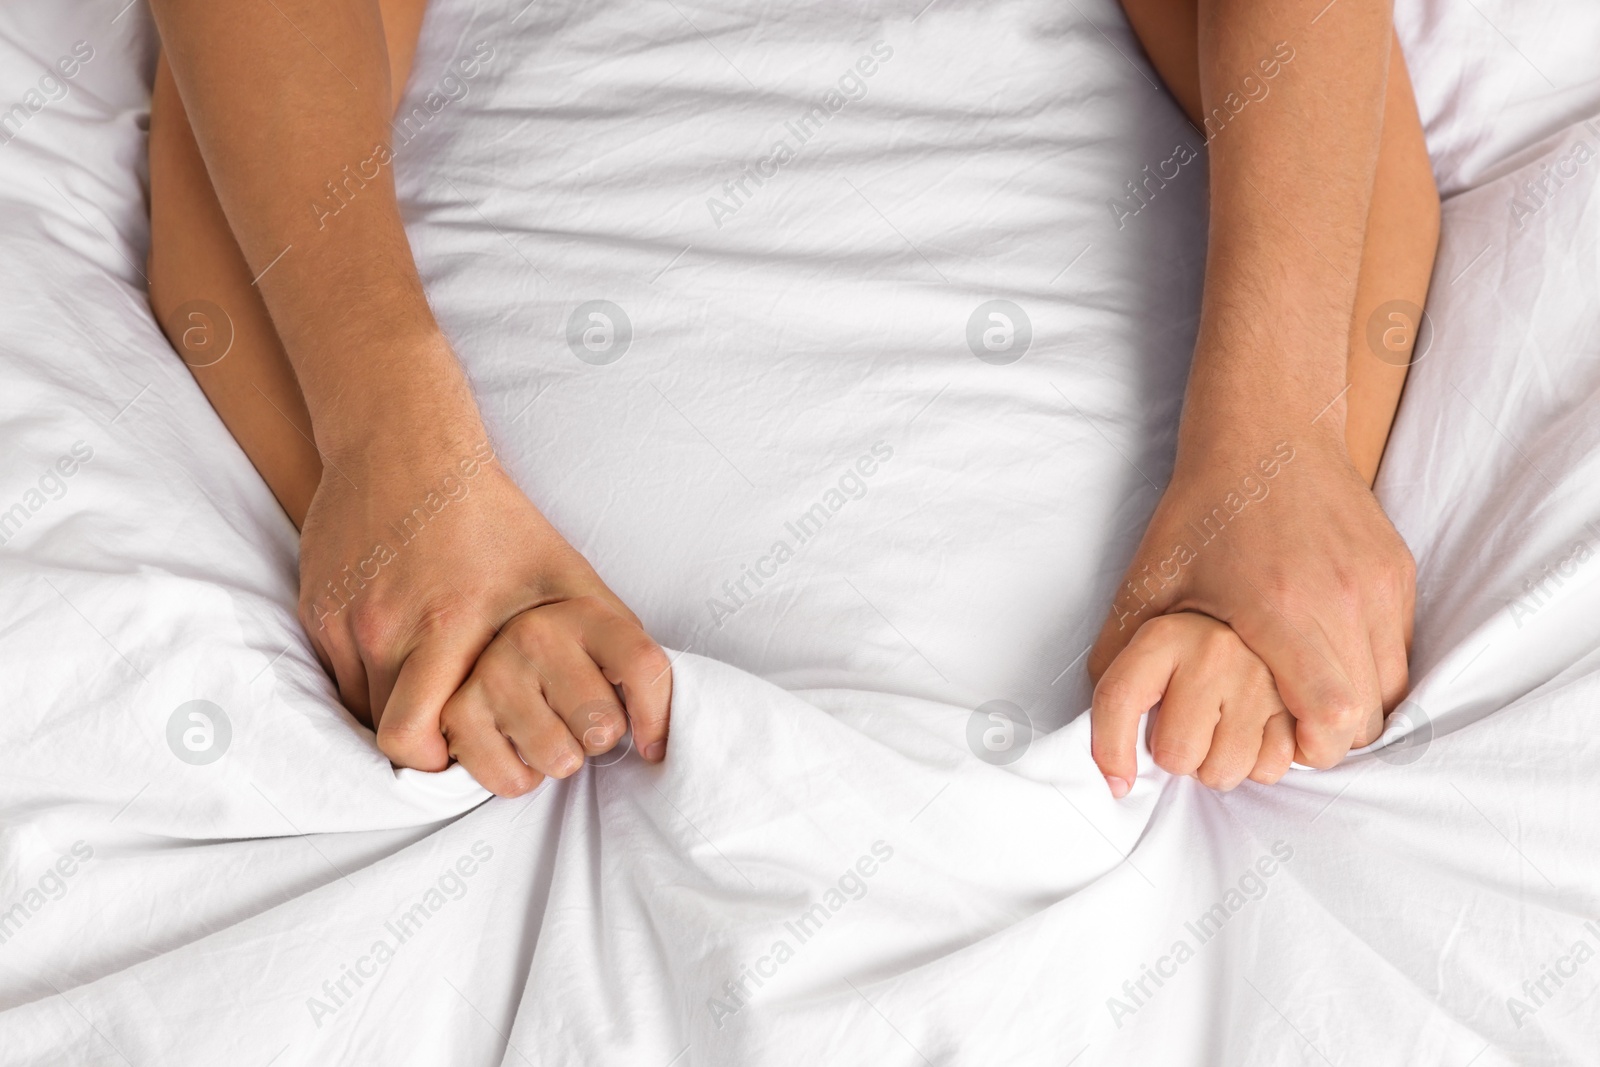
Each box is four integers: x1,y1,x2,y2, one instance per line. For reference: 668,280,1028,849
1179,0,1392,466
147,0,477,457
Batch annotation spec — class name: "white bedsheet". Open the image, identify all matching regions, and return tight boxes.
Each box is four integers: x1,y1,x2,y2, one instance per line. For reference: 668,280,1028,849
1,0,1597,1064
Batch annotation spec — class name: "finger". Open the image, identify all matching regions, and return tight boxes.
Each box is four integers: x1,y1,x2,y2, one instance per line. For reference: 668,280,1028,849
364,613,480,731
1364,543,1414,725
1239,603,1374,770
482,628,626,760
365,646,402,732
1370,614,1410,716
1248,712,1296,785
1147,663,1221,779
1090,626,1179,798
315,625,373,724
572,598,673,763
1196,678,1285,792
1329,611,1385,753
494,685,587,781
440,678,543,797
1349,643,1388,749
378,637,472,772
302,613,337,678
515,630,633,755
1397,550,1417,657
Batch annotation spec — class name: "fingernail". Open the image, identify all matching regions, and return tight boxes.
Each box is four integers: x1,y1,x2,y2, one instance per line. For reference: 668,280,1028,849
642,740,666,762
1104,774,1131,799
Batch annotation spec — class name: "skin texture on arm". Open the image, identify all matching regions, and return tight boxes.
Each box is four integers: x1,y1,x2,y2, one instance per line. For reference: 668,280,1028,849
1117,3,1439,482
146,0,672,790
1343,40,1439,481
148,0,428,524
148,0,446,427
1089,0,1440,773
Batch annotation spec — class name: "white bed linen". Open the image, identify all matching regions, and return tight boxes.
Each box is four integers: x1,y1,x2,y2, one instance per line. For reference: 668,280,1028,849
0,0,1597,1064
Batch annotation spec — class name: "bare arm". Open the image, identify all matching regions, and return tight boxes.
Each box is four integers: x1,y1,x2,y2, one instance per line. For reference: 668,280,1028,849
1091,0,1422,769
148,0,463,446
1182,1,1390,445
147,0,671,783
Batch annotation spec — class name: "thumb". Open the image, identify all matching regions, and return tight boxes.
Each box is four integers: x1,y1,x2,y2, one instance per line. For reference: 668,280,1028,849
376,637,473,772
1090,627,1175,800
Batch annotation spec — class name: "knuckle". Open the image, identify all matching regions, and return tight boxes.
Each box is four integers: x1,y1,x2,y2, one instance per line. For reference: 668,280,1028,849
1263,727,1295,765
444,735,538,797
1294,738,1341,769
1093,675,1145,715
1144,613,1188,643
507,612,561,658
1370,569,1410,615
538,740,585,778
630,639,672,681
473,656,519,706
1250,762,1287,785
1196,765,1235,792
1324,578,1364,621
1332,697,1372,730
568,594,614,621
1391,547,1418,587
377,724,446,771
1245,663,1278,701
1152,744,1200,776
1307,684,1365,728
412,602,468,641
436,696,470,736
1352,712,1386,748
488,765,540,797
1197,627,1242,670
350,606,402,655
1257,570,1300,608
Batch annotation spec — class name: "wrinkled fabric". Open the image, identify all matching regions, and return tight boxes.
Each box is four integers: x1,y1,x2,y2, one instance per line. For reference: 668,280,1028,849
0,1,1597,1064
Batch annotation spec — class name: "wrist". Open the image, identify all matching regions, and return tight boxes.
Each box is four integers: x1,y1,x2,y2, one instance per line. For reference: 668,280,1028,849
307,333,488,467
1172,416,1346,485
1174,349,1351,475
